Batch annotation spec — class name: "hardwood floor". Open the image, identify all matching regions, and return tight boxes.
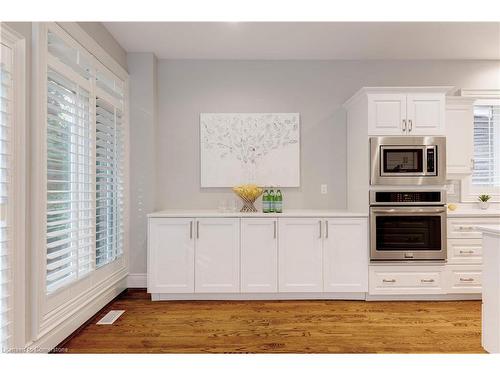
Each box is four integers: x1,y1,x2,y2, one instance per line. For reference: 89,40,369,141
58,289,484,353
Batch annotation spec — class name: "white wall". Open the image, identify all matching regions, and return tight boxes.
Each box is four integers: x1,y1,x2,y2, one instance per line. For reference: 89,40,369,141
127,53,158,276
155,59,500,212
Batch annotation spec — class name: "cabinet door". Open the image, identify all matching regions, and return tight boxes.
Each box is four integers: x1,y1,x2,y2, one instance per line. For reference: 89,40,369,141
406,94,445,135
278,218,323,292
323,218,368,292
446,101,474,175
147,218,195,293
195,218,240,293
241,218,278,293
368,93,407,135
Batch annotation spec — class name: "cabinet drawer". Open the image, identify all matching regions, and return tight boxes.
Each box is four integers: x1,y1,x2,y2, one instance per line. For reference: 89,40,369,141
446,266,482,294
448,218,500,239
447,238,482,264
369,266,444,295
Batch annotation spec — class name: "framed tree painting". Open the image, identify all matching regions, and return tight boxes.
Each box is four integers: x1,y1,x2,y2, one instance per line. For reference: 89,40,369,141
200,113,300,187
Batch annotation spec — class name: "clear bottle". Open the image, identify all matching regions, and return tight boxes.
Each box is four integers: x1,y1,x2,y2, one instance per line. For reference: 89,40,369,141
269,188,276,213
262,189,269,213
275,189,283,213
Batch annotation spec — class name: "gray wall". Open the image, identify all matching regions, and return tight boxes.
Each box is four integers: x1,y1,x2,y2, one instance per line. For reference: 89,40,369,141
156,59,500,211
127,53,158,275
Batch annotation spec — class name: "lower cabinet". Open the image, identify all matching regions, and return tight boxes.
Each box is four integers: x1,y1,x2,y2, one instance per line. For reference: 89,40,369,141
195,218,240,293
241,218,278,293
369,266,445,295
147,218,195,293
278,218,323,292
323,218,368,292
148,215,369,297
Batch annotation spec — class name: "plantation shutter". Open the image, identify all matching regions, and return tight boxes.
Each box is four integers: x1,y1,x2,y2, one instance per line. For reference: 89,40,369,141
46,30,94,293
0,41,13,351
472,105,500,187
95,70,124,267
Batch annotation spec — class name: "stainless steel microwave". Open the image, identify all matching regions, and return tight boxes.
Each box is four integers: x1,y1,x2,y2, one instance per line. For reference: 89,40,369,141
370,136,446,185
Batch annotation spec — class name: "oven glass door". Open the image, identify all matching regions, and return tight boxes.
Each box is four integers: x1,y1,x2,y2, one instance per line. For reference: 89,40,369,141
381,146,424,175
370,206,447,260
376,215,442,251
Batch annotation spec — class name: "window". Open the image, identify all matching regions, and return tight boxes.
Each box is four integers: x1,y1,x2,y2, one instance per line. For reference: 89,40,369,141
0,32,14,352
45,27,125,293
95,71,124,268
1,26,25,352
472,104,500,188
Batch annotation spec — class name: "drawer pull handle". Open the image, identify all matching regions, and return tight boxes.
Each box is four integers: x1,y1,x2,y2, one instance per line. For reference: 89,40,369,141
460,278,475,282
382,279,396,283
459,250,474,254
421,279,435,283
458,225,474,231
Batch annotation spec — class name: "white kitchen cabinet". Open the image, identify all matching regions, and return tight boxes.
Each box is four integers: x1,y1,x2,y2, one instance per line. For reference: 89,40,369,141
406,94,445,135
368,93,407,135
195,218,240,293
367,91,446,136
323,218,368,292
369,265,445,295
446,97,475,175
241,218,278,293
278,218,323,292
147,218,195,293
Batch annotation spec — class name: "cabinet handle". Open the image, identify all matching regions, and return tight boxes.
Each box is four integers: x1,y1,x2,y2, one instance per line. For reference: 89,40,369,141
382,279,396,283
196,221,199,239
402,119,407,132
460,277,475,282
471,158,475,171
273,220,277,239
421,278,435,283
408,119,413,132
319,220,322,239
190,221,193,239
325,220,329,238
459,250,474,254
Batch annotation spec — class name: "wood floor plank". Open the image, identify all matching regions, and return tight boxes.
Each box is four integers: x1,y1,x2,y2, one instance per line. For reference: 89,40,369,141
58,289,485,353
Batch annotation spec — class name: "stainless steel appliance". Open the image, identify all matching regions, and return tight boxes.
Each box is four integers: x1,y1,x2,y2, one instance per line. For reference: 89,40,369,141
370,189,447,261
370,136,446,185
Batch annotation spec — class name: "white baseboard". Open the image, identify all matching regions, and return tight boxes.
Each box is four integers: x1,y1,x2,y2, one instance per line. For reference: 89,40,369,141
27,274,127,353
366,293,482,301
127,273,147,288
151,292,367,301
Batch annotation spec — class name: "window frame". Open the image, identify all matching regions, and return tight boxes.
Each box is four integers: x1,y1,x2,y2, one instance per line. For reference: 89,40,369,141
460,91,500,202
0,24,26,351
32,22,129,344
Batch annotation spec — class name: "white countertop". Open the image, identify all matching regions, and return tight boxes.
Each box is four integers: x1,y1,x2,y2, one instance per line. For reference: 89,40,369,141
148,209,368,218
476,225,500,236
447,207,500,218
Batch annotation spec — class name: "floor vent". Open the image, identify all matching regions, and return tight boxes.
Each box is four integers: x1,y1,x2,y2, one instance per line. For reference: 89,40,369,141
96,310,125,325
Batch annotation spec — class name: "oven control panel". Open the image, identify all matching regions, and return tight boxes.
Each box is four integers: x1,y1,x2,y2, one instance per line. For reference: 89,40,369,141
370,190,446,205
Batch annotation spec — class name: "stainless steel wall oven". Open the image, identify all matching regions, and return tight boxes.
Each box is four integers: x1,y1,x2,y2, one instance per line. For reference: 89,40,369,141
370,190,447,261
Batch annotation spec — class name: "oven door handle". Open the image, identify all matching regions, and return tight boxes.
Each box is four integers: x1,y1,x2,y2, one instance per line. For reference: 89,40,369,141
370,207,447,214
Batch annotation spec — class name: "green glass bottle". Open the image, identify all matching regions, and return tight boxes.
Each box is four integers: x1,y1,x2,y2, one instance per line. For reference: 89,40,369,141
269,188,275,213
262,189,269,213
275,189,283,213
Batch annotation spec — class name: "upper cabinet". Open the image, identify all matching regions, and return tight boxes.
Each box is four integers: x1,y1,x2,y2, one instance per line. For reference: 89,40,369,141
445,97,476,176
367,90,447,136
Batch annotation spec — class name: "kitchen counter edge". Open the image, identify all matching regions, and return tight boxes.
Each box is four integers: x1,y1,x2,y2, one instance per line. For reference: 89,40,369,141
147,210,368,218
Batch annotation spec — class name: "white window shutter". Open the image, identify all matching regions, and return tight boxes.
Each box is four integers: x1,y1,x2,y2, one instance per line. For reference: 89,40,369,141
0,41,13,351
46,30,95,293
95,74,124,267
472,105,500,187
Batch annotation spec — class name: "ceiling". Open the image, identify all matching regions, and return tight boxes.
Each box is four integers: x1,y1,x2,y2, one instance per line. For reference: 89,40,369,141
103,22,500,60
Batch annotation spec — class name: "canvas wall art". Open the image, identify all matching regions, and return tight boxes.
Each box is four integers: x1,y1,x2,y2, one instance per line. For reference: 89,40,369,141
200,113,300,187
